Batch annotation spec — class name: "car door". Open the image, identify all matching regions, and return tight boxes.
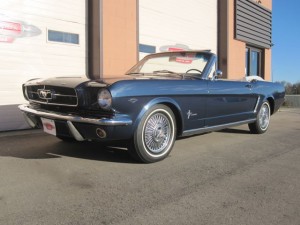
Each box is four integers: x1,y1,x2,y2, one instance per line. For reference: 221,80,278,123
180,79,208,131
206,79,257,127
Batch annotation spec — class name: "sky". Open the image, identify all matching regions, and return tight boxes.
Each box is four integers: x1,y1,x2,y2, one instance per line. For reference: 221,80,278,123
272,0,300,84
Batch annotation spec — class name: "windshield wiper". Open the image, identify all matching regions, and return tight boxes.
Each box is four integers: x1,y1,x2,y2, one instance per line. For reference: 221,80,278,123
183,73,202,80
126,72,145,76
153,70,186,79
153,70,176,74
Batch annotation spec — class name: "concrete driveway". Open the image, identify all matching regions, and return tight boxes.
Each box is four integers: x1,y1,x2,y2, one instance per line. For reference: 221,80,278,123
0,108,300,225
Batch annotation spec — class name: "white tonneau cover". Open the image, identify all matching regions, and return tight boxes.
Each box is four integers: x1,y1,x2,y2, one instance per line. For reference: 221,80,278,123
243,75,265,82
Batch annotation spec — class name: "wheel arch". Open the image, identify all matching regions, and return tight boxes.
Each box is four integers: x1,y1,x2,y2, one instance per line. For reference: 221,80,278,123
266,97,275,115
133,97,184,137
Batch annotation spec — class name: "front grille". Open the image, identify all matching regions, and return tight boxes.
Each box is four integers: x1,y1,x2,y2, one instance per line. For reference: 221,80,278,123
26,85,78,107
33,104,114,118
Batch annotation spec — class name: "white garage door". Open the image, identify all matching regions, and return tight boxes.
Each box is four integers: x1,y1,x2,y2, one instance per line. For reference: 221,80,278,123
0,0,86,131
139,0,217,58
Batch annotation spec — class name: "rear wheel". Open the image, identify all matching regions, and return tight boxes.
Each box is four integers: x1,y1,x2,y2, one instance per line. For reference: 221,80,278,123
129,104,177,163
248,101,271,134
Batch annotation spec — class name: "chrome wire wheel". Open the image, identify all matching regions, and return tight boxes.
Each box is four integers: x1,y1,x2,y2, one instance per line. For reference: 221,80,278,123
258,102,270,131
248,101,271,134
143,112,171,154
129,104,176,163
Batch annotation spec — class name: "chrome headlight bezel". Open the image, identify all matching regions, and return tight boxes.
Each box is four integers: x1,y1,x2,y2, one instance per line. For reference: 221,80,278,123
97,89,112,110
23,85,29,101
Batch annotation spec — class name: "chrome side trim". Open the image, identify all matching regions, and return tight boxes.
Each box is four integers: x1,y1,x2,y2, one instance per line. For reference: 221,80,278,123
182,119,256,137
67,121,85,141
254,96,261,113
19,104,132,126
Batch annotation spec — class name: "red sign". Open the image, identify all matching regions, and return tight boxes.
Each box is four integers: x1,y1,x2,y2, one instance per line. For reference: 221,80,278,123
44,123,54,131
175,57,193,64
168,47,185,52
170,50,195,64
0,35,14,43
0,16,41,43
0,21,22,33
161,44,194,64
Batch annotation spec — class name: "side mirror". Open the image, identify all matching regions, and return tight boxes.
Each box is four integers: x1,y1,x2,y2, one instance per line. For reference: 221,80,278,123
214,70,223,79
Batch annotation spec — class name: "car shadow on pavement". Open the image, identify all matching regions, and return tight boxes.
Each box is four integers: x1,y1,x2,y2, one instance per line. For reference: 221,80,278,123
177,127,250,141
217,128,251,134
0,133,138,164
51,140,138,164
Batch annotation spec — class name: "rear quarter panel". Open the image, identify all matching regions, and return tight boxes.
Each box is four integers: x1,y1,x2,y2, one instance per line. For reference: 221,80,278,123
252,81,285,114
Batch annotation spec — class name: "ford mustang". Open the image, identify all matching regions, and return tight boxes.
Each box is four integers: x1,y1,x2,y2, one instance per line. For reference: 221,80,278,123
19,51,285,163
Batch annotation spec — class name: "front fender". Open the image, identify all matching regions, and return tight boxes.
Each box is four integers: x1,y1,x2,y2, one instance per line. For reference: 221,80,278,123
133,97,184,134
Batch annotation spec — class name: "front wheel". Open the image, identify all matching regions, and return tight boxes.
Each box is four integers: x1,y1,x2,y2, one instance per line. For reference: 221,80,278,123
129,104,177,163
248,101,271,134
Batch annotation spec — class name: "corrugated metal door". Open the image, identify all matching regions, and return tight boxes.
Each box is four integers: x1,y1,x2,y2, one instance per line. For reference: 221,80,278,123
0,0,86,131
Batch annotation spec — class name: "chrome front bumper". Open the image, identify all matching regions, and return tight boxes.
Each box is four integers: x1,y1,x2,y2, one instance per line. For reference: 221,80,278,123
18,104,132,126
18,104,133,141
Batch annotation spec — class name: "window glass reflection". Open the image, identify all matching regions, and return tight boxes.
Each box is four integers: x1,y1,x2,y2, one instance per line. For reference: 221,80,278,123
250,51,259,76
48,30,79,44
245,46,262,77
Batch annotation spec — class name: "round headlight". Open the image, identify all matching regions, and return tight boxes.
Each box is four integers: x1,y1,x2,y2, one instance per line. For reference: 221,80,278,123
97,89,112,110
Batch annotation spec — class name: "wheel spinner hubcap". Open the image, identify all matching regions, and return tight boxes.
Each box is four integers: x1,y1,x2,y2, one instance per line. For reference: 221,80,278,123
144,113,171,154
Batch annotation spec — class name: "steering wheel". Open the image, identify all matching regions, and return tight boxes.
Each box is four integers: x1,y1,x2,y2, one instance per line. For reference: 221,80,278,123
185,69,202,74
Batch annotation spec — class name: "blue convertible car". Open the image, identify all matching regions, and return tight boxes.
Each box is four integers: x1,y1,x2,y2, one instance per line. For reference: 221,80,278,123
19,51,285,163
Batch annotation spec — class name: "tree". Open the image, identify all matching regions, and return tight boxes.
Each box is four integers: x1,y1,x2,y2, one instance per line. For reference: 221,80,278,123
278,81,300,95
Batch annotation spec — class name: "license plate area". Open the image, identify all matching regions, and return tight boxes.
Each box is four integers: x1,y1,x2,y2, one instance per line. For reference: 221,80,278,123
41,118,57,136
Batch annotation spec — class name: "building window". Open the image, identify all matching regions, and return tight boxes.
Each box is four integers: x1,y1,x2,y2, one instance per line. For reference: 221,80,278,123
48,30,79,44
245,46,263,77
139,44,156,54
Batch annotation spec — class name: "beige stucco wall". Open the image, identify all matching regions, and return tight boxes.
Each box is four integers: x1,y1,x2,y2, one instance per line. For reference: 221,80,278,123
260,0,272,10
102,0,137,77
227,0,246,80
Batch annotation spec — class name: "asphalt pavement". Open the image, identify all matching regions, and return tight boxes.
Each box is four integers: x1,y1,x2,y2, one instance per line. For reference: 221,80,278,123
0,108,300,225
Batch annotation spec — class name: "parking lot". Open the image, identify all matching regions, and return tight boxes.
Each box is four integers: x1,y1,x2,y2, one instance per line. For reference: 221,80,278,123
0,108,300,225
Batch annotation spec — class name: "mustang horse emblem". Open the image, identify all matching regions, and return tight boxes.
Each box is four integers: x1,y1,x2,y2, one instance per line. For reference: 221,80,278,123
37,89,53,100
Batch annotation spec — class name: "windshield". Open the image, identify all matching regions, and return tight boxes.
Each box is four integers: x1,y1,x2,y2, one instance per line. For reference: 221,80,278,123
126,52,211,77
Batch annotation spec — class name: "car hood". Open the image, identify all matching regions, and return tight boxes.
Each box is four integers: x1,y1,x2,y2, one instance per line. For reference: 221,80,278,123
24,75,185,88
24,76,132,88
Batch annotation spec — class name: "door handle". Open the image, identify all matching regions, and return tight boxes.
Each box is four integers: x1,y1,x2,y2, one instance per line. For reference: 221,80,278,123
245,84,252,88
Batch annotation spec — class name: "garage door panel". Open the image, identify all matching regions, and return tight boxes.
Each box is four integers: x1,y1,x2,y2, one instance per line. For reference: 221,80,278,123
0,0,86,131
0,0,86,23
139,0,217,57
